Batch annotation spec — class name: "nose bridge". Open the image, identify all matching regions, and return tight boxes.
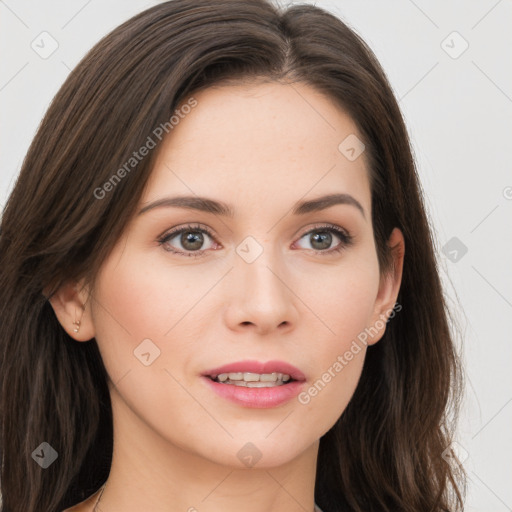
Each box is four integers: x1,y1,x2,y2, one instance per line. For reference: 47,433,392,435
236,234,286,297
225,234,298,332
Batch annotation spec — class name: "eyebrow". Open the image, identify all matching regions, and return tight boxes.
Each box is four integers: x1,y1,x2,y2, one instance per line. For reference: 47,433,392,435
138,193,366,219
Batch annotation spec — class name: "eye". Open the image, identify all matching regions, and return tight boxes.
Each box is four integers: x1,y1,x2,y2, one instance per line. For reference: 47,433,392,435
294,224,354,255
157,223,218,257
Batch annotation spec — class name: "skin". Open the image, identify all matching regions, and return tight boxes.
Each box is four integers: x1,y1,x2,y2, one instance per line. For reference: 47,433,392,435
52,81,404,512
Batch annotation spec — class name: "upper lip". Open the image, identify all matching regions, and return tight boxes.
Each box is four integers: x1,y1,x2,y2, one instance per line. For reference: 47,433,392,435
202,359,306,381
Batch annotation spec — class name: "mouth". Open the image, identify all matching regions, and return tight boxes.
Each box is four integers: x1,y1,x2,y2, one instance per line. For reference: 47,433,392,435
201,360,306,408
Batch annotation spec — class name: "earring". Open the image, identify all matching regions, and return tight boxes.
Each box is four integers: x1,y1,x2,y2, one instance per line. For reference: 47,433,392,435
73,308,82,333
72,298,88,334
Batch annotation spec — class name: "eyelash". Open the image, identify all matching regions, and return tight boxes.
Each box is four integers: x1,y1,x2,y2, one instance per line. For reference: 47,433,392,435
157,222,354,258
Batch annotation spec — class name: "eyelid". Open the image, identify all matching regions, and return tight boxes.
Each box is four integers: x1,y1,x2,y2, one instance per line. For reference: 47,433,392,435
297,222,352,240
157,222,217,243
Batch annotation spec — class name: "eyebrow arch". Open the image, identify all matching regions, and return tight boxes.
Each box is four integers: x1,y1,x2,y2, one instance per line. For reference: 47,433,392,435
138,193,366,219
293,193,365,219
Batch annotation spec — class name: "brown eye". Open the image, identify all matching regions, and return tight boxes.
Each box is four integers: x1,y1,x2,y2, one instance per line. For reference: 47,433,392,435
295,225,353,255
178,231,205,251
158,224,217,256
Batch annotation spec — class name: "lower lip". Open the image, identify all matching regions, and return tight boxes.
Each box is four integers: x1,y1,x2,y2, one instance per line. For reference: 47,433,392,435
201,376,305,408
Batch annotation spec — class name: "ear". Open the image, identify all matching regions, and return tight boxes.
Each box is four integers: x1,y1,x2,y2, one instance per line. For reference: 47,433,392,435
46,278,95,342
367,227,405,346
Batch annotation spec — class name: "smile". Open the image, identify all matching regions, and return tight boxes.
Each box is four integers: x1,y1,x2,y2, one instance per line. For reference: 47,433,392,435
210,372,292,387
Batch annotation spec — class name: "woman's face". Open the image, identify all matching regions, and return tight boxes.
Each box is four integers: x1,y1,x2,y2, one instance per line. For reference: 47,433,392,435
71,82,403,468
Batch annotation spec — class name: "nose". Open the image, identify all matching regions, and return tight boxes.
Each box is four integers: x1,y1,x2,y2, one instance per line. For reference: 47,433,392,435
222,242,300,336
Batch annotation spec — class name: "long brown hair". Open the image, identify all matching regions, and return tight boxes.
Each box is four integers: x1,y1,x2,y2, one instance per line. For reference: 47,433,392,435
0,1,465,510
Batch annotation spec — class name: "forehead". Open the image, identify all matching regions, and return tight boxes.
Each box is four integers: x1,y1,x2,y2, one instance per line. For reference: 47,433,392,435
143,81,371,213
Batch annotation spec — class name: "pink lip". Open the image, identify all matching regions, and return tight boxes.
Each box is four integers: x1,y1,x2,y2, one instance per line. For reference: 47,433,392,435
201,359,306,409
202,359,306,381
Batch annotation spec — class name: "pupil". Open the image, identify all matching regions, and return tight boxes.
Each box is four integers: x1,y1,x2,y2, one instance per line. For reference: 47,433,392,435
311,232,331,250
181,231,203,250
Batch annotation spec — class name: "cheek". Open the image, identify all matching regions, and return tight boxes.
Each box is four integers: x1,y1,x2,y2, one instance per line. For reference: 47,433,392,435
91,248,199,349
304,256,380,353
293,257,379,431
89,250,170,384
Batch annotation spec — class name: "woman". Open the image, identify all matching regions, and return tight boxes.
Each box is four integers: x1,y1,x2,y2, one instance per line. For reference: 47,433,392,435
0,0,465,510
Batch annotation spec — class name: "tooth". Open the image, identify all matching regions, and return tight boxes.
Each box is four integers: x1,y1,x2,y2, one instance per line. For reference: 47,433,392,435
243,372,260,382
260,373,278,382
215,372,292,385
245,381,283,387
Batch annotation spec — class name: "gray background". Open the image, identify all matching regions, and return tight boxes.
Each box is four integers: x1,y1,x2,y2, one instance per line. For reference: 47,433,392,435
1,1,511,510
